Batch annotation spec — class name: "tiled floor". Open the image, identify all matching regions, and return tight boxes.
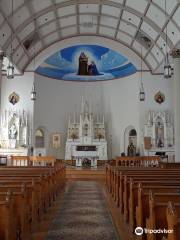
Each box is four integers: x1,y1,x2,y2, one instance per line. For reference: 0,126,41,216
33,181,119,240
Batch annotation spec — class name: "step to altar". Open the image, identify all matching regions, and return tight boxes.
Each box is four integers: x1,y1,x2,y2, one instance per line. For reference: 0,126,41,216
66,167,105,181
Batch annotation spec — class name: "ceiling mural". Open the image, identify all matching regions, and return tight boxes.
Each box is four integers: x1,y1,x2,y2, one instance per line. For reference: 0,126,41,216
0,1,179,73
36,45,137,81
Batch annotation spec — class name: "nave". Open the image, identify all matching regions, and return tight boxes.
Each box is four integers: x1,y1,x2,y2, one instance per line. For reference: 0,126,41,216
0,157,120,240
1,155,180,240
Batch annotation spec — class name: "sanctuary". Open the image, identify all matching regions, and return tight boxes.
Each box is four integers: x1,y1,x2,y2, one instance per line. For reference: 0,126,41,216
65,98,108,167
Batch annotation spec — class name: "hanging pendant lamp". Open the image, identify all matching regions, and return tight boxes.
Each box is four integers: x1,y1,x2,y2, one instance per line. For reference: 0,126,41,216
164,0,172,79
139,46,145,101
7,0,14,79
31,82,36,101
31,18,37,101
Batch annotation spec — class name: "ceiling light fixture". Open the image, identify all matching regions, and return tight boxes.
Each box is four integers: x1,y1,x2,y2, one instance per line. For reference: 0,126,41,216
164,0,172,79
31,82,36,101
139,46,145,102
31,18,37,101
7,0,14,79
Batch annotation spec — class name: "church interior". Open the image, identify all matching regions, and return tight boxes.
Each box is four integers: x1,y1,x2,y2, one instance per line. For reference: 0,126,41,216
0,0,180,239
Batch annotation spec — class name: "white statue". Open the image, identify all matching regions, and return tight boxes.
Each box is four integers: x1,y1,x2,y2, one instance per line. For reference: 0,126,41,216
8,123,18,140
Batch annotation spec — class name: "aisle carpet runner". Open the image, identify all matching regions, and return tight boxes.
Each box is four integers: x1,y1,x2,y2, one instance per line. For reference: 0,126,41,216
46,181,119,240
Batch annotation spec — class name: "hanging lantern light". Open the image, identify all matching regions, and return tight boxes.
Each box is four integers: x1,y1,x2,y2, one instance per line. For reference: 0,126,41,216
164,53,172,78
31,82,36,101
139,82,145,101
139,46,145,101
7,0,14,79
163,0,172,79
31,18,37,101
6,62,14,79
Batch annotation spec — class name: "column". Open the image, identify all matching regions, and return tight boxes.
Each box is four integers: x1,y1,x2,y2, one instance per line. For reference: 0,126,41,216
0,51,4,112
171,49,180,162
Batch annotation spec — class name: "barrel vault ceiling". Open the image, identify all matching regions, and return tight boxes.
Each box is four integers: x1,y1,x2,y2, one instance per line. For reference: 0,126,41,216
0,0,180,73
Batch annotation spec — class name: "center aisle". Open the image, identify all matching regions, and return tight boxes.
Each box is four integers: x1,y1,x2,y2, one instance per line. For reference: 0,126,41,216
46,181,119,240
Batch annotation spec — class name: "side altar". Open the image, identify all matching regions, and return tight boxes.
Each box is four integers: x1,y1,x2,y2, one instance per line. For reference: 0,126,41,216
143,110,174,161
65,99,108,167
0,110,30,158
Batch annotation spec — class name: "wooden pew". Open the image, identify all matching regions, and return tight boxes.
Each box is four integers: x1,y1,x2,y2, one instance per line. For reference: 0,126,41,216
123,177,180,224
146,192,180,240
29,156,56,167
128,181,180,232
0,192,16,240
166,202,180,240
11,156,30,166
112,169,180,214
105,164,180,240
160,162,180,168
106,165,180,199
0,186,30,239
0,161,65,240
115,156,161,167
110,167,180,204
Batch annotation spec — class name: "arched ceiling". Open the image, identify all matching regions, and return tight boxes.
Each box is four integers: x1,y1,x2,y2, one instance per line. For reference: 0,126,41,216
0,0,180,74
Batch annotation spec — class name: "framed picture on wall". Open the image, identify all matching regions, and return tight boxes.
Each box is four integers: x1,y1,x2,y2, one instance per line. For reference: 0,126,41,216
144,137,152,150
9,92,20,105
51,133,61,149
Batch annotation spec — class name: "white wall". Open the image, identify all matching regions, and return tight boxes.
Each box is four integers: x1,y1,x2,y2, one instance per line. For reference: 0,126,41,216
103,74,140,157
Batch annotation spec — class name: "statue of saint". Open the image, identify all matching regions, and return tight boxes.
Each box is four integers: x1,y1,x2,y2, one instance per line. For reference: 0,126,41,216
127,142,136,156
8,123,18,140
78,52,88,75
88,61,100,75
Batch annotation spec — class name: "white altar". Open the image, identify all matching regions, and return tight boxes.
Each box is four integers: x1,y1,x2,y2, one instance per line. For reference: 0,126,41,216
0,110,29,158
143,110,175,160
65,98,108,167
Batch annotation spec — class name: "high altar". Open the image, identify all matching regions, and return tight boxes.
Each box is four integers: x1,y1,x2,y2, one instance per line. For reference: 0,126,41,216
0,110,29,157
65,98,108,167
